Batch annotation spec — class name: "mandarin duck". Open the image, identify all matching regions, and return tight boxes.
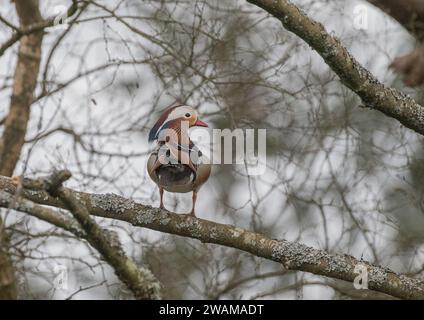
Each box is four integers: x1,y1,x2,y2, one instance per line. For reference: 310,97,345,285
147,104,211,216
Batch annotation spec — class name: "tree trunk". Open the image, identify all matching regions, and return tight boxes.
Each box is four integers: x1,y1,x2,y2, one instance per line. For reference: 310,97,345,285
0,0,44,299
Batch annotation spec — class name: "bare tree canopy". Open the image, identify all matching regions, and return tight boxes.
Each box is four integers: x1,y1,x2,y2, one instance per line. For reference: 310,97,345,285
1,0,424,300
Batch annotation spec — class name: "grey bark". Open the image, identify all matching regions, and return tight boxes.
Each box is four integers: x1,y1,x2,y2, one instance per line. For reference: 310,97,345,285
246,0,424,135
5,173,162,300
0,0,45,300
0,175,423,299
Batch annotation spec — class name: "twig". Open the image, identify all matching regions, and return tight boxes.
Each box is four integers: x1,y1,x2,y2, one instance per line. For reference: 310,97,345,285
65,280,107,300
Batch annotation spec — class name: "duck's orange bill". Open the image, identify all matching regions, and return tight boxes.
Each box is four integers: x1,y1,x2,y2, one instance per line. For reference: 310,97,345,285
194,119,208,127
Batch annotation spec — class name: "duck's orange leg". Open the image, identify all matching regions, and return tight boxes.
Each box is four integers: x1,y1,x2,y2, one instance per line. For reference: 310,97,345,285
159,187,164,209
190,191,197,216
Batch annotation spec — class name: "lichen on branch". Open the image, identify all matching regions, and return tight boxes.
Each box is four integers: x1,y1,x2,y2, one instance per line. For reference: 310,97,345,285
0,174,423,299
247,0,424,136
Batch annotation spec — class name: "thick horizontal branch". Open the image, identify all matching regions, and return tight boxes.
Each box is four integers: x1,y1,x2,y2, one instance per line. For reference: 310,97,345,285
0,175,423,299
247,0,424,136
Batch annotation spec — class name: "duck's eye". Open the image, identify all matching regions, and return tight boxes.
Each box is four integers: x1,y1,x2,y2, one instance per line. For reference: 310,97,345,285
185,113,191,118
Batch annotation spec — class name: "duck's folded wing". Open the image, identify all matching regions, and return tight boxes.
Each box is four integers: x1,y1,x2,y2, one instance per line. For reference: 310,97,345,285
193,159,211,190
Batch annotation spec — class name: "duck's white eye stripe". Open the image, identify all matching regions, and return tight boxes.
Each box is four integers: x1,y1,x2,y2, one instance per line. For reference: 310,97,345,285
166,106,196,122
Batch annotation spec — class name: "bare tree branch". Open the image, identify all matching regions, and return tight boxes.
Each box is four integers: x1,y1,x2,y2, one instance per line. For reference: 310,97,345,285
0,1,81,57
18,171,161,300
0,174,422,299
0,14,19,31
246,0,424,136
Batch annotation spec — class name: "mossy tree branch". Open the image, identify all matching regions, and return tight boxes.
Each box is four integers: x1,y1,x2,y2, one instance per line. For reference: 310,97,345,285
246,0,424,135
2,173,161,300
0,174,423,299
